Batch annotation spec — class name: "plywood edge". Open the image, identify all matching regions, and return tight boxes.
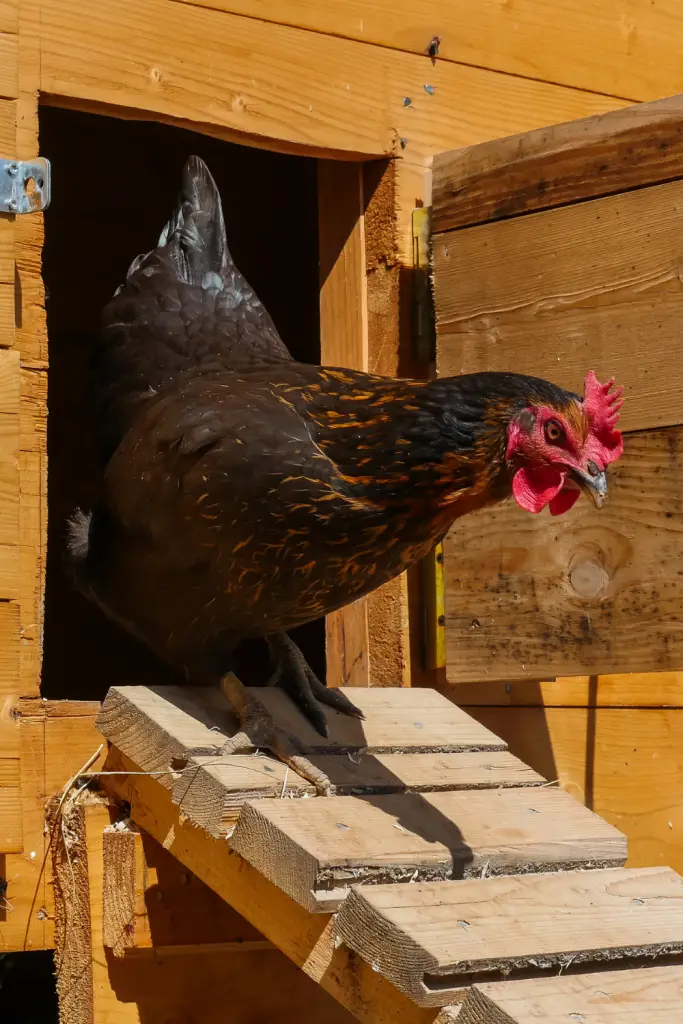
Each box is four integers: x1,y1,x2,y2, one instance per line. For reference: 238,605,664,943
432,93,683,232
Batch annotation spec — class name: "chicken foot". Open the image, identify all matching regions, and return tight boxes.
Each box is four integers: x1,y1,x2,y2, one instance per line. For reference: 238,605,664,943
216,671,332,795
265,631,364,737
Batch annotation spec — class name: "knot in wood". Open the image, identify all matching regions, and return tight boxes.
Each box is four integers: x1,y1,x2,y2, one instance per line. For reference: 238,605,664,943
569,559,610,598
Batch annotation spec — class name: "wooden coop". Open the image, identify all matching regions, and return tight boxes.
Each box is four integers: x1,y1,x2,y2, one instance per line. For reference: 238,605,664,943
3,1,683,1021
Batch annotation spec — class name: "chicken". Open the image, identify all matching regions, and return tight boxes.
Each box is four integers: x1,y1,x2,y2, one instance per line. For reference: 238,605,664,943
67,156,624,790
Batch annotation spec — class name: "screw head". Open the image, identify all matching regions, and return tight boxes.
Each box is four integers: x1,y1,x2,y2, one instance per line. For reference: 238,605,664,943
6,162,18,176
5,198,17,212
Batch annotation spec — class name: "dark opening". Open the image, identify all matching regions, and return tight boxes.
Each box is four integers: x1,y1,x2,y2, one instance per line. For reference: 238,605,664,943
0,951,58,1024
39,107,324,700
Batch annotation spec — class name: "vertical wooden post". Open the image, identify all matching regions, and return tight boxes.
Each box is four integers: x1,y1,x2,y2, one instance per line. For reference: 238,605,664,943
318,161,370,689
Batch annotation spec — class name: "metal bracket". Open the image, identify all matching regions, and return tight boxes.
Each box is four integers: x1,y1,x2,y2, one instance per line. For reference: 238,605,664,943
0,158,51,214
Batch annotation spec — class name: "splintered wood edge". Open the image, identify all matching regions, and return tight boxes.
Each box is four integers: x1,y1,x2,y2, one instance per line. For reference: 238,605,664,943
334,887,683,1008
457,966,683,1023
96,686,223,789
230,800,452,913
229,800,330,912
102,825,138,956
172,756,315,837
335,886,454,1005
98,751,476,1024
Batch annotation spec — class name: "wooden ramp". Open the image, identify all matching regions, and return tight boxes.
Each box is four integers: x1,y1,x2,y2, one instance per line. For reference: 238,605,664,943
96,683,683,1023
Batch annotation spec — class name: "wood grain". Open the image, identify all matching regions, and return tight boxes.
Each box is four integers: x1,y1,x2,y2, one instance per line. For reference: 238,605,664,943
335,867,683,1006
0,98,14,155
102,824,137,957
101,752,464,1024
460,965,683,1024
433,94,683,232
447,673,683,707
38,0,623,162
89,805,359,1024
173,749,542,837
0,759,21,851
467,706,683,877
442,427,683,683
251,684,507,752
318,160,370,689
435,178,683,434
231,787,625,911
0,32,17,100
170,0,683,103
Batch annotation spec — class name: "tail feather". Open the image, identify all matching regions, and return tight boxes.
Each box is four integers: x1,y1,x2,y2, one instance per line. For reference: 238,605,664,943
96,155,291,458
119,156,229,291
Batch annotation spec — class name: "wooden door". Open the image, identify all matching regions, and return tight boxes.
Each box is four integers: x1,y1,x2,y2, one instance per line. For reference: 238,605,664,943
431,95,683,684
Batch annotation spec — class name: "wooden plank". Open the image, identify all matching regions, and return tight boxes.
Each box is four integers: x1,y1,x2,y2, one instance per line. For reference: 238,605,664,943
98,684,508,766
175,750,544,837
49,795,94,1021
318,160,370,690
0,757,21,851
459,965,683,1024
0,32,17,100
448,674,683,708
466,705,683,876
432,95,683,232
38,0,623,161
252,684,507,752
0,98,14,154
442,427,683,683
15,697,102,718
91,807,361,1024
231,787,626,912
0,2,18,35
336,867,683,1006
172,754,314,836
435,178,683,434
101,751,466,1024
169,0,683,104
102,823,137,957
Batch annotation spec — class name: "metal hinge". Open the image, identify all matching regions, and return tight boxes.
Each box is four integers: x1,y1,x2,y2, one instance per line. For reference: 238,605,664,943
0,158,51,214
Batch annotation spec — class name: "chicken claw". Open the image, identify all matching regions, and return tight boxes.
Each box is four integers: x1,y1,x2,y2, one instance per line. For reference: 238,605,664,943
218,672,332,795
266,631,364,737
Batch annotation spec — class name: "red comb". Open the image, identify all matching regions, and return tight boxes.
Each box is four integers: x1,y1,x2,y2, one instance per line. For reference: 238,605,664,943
583,371,624,467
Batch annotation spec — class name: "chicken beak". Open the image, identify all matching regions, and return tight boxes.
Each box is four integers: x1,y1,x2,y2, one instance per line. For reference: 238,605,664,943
571,465,608,509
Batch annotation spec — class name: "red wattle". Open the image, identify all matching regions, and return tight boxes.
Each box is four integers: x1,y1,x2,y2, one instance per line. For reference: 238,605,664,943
512,465,567,514
549,487,580,516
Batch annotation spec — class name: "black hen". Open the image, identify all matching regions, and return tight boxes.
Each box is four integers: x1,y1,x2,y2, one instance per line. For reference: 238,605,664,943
68,157,623,787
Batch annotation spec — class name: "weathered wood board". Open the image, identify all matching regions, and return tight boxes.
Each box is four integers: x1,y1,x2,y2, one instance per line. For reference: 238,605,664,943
458,965,683,1024
458,705,683,876
432,93,683,231
441,427,683,683
230,787,626,911
435,178,683,435
169,1,683,104
174,750,544,837
335,866,683,1006
97,685,508,768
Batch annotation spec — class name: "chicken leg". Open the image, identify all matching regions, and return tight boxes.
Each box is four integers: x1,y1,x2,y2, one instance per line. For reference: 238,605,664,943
265,632,364,736
216,672,333,794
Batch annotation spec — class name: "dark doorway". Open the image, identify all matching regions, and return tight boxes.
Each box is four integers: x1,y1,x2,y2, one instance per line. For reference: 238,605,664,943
40,106,323,699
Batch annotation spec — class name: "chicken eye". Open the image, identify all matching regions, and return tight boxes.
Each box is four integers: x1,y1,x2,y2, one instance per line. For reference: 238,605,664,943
544,419,564,444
